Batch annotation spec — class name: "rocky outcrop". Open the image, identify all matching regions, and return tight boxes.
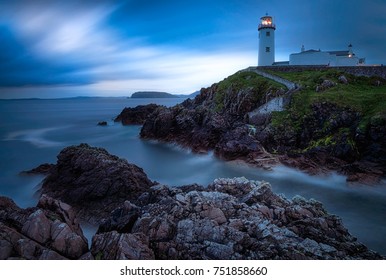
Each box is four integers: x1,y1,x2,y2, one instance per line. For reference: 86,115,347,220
40,143,155,224
115,104,161,125
140,72,284,155
91,177,383,260
0,195,88,260
97,121,107,126
138,69,385,183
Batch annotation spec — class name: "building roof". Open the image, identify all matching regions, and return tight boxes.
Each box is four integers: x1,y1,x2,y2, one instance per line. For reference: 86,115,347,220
302,49,320,53
291,49,320,55
292,49,353,57
327,50,350,56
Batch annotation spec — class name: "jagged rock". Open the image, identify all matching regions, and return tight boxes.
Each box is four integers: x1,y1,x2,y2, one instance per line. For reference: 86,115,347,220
50,220,87,258
214,126,265,160
40,143,155,224
115,104,161,125
21,209,51,244
91,175,384,260
91,232,154,260
0,195,88,260
97,201,140,234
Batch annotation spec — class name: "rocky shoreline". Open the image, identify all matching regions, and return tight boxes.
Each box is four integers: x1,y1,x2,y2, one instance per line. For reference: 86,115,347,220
1,144,384,260
113,71,386,184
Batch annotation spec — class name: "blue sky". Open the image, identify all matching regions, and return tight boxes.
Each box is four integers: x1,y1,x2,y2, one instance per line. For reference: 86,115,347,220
0,0,385,98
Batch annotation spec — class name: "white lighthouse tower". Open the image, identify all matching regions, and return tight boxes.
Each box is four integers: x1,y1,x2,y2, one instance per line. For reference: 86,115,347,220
258,14,276,66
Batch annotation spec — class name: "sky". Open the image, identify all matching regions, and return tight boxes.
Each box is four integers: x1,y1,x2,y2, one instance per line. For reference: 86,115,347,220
0,0,385,98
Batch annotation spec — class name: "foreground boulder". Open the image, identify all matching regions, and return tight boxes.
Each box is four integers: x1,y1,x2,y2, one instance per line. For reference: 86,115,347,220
0,195,88,260
41,143,155,224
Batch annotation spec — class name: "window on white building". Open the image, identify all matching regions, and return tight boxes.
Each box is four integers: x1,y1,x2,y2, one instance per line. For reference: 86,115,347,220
266,31,270,37
266,47,270,52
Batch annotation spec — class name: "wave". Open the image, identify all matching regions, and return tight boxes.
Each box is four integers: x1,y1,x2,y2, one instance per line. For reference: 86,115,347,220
4,126,68,148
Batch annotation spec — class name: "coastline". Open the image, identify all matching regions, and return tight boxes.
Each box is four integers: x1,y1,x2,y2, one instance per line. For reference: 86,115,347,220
1,143,384,260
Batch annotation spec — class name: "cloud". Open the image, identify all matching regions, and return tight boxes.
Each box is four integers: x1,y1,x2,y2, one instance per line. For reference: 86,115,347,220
89,49,255,94
0,0,256,95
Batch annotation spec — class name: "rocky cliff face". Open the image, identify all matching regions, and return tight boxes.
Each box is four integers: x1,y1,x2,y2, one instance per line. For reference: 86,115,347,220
139,71,386,183
141,72,284,160
2,144,382,260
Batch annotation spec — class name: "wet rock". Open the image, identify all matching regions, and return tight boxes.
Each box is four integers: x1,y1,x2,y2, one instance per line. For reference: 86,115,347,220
215,126,264,161
91,176,384,260
97,121,107,126
201,207,227,225
40,143,155,224
0,195,88,260
21,209,51,244
91,232,154,260
50,220,88,258
115,104,161,125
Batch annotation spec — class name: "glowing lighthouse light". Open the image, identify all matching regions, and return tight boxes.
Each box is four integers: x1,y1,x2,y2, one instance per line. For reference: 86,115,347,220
262,18,272,26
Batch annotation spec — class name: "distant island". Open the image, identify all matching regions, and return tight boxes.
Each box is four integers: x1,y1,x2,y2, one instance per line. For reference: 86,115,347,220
130,91,200,99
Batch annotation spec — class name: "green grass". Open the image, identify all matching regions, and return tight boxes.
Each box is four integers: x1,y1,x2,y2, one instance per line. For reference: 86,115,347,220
269,69,386,129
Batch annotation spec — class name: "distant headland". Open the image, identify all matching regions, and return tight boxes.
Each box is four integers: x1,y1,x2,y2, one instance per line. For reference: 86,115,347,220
130,91,200,99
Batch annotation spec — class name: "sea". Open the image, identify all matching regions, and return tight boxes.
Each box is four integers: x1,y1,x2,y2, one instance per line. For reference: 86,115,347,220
0,97,385,255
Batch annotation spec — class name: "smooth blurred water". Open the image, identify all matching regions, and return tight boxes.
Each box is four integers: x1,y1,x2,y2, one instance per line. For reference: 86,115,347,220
0,97,385,255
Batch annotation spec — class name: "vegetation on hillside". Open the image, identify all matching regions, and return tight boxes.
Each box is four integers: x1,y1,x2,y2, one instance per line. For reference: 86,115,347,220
269,69,386,128
214,71,285,112
266,69,386,160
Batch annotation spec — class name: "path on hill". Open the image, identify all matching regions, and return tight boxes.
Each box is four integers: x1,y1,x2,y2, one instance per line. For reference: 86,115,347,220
241,67,298,118
241,67,298,90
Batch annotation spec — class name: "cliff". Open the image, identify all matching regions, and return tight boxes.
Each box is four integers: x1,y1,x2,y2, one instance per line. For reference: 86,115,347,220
139,68,386,183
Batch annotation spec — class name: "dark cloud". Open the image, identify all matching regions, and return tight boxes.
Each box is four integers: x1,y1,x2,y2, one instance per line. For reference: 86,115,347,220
0,25,94,86
0,0,385,97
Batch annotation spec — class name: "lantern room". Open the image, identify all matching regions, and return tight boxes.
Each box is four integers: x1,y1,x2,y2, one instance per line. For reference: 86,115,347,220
258,15,276,30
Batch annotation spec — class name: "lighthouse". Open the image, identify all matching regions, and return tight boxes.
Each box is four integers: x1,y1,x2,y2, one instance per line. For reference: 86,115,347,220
258,14,276,66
